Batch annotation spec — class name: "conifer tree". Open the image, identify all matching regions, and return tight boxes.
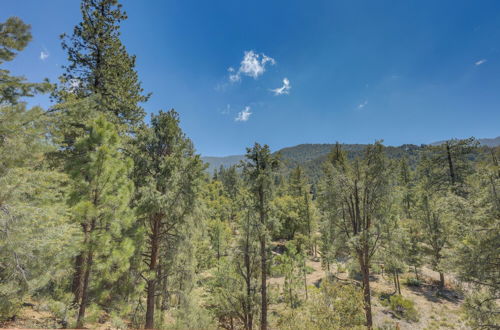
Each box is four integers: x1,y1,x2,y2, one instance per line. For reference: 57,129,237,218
0,17,51,105
455,149,500,327
208,189,261,330
318,142,391,328
0,17,76,321
242,143,279,330
414,151,462,289
132,110,204,329
57,0,149,129
397,157,423,279
66,116,135,327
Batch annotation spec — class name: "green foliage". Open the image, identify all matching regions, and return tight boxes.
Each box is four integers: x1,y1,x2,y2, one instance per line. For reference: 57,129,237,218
462,288,500,329
318,142,392,327
0,17,51,105
277,279,365,330
275,241,307,308
67,115,135,320
405,277,422,287
454,150,500,327
0,19,76,320
388,295,419,322
132,109,205,328
57,0,149,128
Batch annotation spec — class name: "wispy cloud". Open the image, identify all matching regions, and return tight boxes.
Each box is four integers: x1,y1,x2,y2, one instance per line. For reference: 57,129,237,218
357,100,368,109
475,59,487,66
235,106,252,122
229,50,276,82
40,50,49,60
271,78,291,95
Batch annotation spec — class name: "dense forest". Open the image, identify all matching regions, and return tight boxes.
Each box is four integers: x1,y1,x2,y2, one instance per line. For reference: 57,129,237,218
1,1,499,329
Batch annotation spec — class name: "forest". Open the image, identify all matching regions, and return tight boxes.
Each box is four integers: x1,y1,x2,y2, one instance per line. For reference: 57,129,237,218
1,0,499,329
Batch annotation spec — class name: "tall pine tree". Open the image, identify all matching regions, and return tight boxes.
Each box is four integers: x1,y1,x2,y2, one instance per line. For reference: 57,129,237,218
132,110,205,329
57,0,149,130
67,116,135,327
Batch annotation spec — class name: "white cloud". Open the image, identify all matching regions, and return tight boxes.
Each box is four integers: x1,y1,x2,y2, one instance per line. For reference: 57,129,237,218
40,50,49,60
271,77,291,95
475,59,487,66
235,106,252,122
357,100,368,109
229,50,276,82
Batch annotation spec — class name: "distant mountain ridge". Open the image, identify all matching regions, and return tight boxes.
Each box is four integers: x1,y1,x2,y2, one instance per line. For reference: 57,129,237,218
430,136,500,147
202,137,499,174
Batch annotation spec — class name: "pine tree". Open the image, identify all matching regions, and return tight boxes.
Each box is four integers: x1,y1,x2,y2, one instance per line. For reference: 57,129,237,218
0,103,78,321
66,116,135,327
0,17,76,321
0,17,51,105
397,158,423,279
455,149,500,327
208,189,261,330
57,0,149,129
317,142,391,329
426,138,477,195
242,143,280,330
414,151,463,289
132,110,205,329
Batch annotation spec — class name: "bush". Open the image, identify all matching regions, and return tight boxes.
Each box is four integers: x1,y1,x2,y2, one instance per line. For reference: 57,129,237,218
308,279,366,329
378,292,392,307
347,261,362,280
389,295,419,322
405,277,422,287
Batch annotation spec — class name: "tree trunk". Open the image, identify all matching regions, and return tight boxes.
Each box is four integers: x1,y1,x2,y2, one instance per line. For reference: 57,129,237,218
244,234,253,330
359,255,373,329
446,143,456,186
439,272,445,290
145,216,160,329
396,272,401,295
71,253,84,304
76,250,93,328
303,259,308,301
260,236,267,330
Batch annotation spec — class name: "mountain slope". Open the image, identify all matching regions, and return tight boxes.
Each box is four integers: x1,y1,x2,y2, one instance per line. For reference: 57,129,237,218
202,137,499,179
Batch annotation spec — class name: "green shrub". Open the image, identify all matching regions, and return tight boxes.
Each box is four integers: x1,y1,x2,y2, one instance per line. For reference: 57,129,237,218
405,277,422,287
389,295,419,322
378,292,392,307
336,263,347,273
347,261,362,280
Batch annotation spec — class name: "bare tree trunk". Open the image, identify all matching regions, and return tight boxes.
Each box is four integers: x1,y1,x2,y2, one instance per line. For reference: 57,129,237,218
446,143,456,186
244,242,253,330
439,272,445,290
359,253,373,329
303,263,308,301
260,237,267,330
145,216,160,329
71,253,84,304
396,272,401,295
76,251,93,328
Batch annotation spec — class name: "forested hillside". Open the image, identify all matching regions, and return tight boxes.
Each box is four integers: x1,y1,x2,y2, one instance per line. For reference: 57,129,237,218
206,142,496,183
1,1,499,330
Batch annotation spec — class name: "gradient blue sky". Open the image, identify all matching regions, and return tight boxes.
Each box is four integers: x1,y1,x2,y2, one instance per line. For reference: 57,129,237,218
3,0,500,156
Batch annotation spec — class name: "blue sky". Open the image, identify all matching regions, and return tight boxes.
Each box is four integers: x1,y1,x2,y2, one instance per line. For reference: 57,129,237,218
3,0,500,156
